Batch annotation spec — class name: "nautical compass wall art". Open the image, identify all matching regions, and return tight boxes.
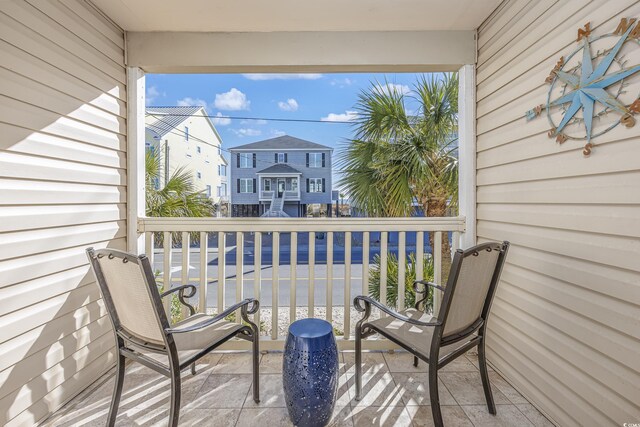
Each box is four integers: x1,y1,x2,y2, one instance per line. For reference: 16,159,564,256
526,18,640,156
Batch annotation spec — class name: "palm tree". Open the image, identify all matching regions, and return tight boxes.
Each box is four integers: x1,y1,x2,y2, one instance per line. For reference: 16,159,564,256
338,74,459,277
145,148,215,245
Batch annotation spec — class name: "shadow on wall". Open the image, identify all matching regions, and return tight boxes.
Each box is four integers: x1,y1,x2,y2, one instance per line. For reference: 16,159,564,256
0,10,128,423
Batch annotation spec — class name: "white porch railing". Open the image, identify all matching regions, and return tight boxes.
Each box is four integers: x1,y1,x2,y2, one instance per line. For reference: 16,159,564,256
138,216,465,350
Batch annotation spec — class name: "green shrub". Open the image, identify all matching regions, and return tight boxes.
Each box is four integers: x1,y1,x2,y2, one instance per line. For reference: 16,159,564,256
368,252,435,312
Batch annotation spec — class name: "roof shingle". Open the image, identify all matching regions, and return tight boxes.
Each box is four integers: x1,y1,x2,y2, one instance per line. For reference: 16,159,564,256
230,135,332,151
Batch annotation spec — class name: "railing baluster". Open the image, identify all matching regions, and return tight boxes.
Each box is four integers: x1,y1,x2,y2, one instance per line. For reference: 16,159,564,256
308,232,315,318
434,231,443,316
199,232,208,313
163,231,172,316
217,231,226,315
236,231,244,324
452,231,460,252
254,232,262,326
362,232,369,296
380,231,388,317
397,231,406,311
344,231,351,339
272,231,280,339
145,232,154,262
181,232,190,319
416,231,424,311
290,232,297,324
326,231,333,323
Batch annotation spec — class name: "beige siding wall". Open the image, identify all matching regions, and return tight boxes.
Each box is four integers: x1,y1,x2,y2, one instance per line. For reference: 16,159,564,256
477,1,640,426
0,1,126,425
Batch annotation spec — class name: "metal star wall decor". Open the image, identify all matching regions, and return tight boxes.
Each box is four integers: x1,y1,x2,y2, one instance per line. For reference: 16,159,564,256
526,18,640,156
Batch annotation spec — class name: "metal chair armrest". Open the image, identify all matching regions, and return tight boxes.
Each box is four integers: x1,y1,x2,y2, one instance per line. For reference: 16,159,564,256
353,295,440,327
165,298,259,334
412,280,445,293
160,284,197,315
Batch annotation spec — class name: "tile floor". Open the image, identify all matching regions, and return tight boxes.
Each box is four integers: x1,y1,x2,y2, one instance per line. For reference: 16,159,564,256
43,351,553,427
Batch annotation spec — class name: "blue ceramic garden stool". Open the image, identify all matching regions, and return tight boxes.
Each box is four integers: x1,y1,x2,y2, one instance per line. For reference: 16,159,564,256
283,318,339,427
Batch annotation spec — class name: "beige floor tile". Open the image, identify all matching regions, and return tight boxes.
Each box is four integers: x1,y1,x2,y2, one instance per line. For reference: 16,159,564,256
343,351,389,376
516,403,555,427
383,352,428,373
489,371,529,404
406,405,473,427
464,354,493,372
190,374,253,408
439,356,477,372
243,374,286,408
461,404,534,426
211,352,258,374
236,407,294,427
329,405,355,427
348,371,403,408
260,352,284,373
137,371,210,411
439,371,510,406
121,407,240,427
349,405,413,427
391,372,457,406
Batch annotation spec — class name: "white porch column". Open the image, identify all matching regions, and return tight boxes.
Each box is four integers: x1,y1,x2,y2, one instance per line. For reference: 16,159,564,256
458,63,476,249
127,67,146,254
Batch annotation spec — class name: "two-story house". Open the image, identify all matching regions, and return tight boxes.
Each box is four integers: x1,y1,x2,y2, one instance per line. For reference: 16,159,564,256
145,106,228,206
229,135,333,217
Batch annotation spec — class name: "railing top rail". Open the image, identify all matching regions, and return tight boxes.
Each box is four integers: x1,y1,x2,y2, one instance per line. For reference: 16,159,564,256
138,216,466,233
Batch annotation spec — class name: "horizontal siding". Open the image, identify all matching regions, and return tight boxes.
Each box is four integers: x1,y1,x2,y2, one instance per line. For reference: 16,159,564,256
477,1,640,426
0,1,126,425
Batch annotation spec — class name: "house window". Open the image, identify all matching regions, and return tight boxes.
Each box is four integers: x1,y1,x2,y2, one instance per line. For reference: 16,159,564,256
307,178,324,193
219,165,227,176
292,178,298,192
275,153,287,163
238,153,254,168
307,152,325,168
263,179,271,191
184,126,189,141
197,146,201,154
206,185,211,198
239,178,254,193
197,171,202,179
220,183,227,196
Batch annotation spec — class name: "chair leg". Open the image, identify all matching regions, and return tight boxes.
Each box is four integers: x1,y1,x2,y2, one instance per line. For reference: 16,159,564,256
355,327,362,400
107,353,126,427
413,356,419,367
478,341,496,415
168,369,181,427
190,362,196,375
429,359,444,427
252,328,260,403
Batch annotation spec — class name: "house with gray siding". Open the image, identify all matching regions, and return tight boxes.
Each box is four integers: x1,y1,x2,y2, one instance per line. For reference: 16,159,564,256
229,135,333,217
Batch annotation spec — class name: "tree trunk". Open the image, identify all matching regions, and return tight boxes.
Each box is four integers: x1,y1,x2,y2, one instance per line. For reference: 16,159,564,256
426,197,452,285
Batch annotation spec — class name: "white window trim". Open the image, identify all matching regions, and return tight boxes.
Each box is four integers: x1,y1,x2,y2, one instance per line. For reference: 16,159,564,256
309,177,323,193
239,153,252,168
309,152,323,168
240,178,254,193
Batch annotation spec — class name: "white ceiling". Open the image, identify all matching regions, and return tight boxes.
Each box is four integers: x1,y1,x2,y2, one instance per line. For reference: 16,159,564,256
90,0,501,32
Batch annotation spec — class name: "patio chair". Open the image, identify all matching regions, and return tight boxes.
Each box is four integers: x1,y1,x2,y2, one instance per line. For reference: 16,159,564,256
353,241,509,427
86,248,260,427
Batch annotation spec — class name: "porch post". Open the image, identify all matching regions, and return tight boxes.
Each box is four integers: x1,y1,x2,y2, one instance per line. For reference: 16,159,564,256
126,67,146,253
458,63,476,249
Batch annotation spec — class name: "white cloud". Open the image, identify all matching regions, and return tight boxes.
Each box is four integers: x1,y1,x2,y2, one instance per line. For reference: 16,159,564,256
211,112,231,126
177,97,207,108
241,119,268,125
232,128,261,137
376,83,411,95
146,86,163,105
214,88,250,110
243,73,323,81
271,129,286,137
278,98,299,112
330,78,354,87
320,110,359,122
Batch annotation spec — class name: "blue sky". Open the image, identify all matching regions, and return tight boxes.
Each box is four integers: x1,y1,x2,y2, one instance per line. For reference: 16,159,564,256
146,72,435,183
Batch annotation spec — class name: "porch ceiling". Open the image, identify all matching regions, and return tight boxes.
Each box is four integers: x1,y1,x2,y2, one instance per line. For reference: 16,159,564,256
90,0,500,32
